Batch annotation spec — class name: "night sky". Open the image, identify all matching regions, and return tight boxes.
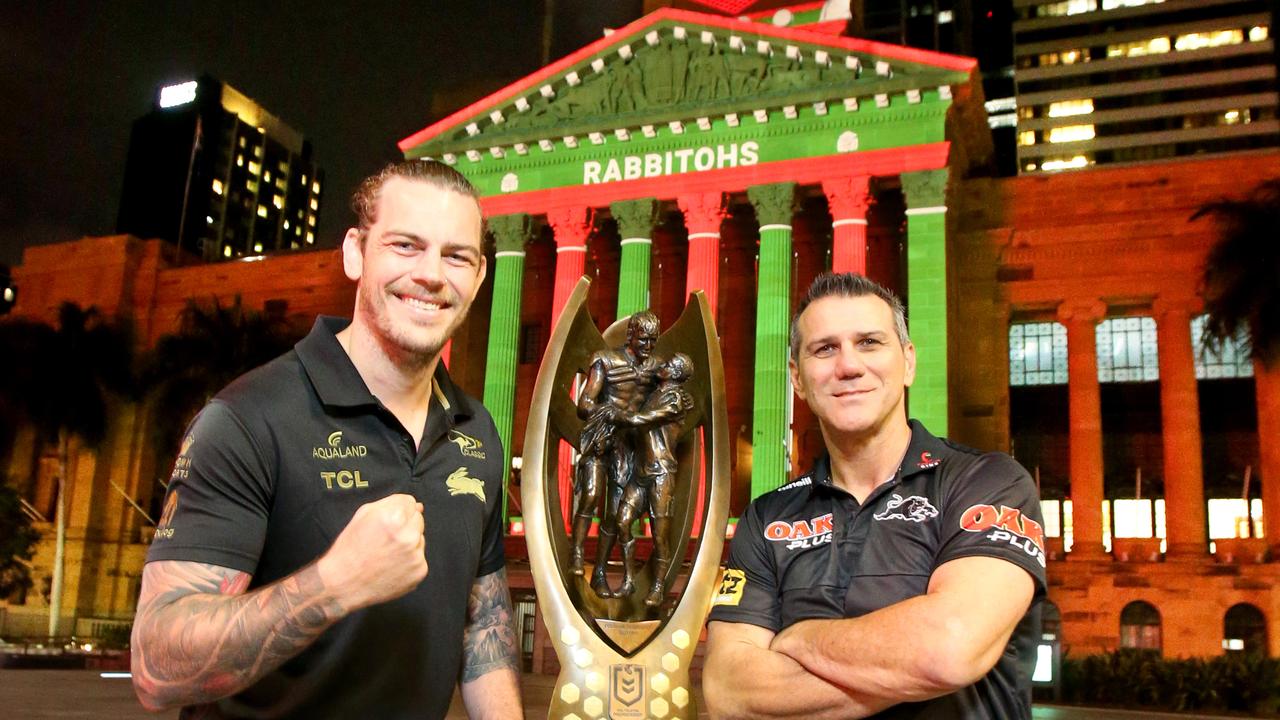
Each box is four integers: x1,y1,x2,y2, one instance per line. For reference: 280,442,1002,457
0,1,643,267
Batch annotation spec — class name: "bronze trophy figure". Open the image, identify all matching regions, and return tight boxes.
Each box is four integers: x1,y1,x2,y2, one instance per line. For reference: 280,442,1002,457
522,278,729,720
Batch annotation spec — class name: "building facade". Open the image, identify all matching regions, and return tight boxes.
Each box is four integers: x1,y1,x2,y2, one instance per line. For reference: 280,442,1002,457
117,75,325,262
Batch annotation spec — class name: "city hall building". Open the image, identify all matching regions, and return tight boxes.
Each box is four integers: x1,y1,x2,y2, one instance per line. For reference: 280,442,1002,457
4,2,1280,669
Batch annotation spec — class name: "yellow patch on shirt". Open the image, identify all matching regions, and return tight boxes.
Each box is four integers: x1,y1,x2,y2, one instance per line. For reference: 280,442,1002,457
711,568,746,607
446,467,486,503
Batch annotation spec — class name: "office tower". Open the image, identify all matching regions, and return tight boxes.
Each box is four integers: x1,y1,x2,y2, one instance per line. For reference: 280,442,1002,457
117,76,324,261
1013,0,1279,174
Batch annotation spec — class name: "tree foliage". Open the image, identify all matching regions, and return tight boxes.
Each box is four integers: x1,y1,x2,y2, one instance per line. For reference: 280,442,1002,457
1194,177,1280,368
0,480,39,599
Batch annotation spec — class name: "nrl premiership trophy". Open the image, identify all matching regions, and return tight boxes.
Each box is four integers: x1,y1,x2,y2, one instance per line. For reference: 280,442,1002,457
522,278,729,719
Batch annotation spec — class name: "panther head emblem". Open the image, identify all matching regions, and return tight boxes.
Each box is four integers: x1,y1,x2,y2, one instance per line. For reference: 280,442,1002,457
873,494,939,523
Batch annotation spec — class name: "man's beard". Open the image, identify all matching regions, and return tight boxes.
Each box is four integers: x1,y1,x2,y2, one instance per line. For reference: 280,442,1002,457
358,284,468,366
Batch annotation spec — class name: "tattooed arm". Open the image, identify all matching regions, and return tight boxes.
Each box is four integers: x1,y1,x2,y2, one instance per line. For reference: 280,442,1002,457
131,493,429,711
459,569,523,719
130,560,344,711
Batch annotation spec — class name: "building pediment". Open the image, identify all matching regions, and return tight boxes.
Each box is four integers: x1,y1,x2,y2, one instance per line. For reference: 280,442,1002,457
399,8,974,164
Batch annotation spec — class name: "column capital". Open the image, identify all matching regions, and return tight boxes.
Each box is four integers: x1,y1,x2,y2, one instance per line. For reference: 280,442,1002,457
821,175,873,219
901,168,949,210
546,206,595,249
609,198,660,241
1152,294,1203,319
488,213,533,255
677,192,726,236
748,181,799,227
1056,300,1108,326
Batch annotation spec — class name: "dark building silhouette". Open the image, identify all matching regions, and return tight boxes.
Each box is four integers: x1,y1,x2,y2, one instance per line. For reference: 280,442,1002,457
117,75,324,262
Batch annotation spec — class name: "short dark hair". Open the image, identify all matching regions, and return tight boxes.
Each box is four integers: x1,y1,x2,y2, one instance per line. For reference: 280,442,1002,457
789,272,910,357
350,160,484,242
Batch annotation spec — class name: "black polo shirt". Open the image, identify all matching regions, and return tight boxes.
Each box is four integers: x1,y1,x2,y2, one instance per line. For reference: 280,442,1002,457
146,316,506,720
709,420,1046,719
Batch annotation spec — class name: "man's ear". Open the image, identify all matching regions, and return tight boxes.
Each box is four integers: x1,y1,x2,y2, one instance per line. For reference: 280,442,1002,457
788,355,804,397
903,341,917,388
342,228,364,282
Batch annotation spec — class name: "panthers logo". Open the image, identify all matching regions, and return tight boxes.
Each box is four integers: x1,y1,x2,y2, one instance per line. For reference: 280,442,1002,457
445,467,486,503
873,494,939,523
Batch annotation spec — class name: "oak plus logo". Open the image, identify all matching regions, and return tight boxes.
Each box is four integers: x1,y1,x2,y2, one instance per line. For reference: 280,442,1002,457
959,504,1047,567
764,513,834,550
873,494,939,523
313,431,368,460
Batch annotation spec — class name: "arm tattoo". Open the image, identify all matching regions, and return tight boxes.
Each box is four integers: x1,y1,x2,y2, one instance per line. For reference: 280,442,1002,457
132,560,344,709
460,569,521,683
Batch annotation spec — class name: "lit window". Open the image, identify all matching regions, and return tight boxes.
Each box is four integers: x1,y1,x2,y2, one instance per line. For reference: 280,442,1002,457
246,179,259,193
1059,49,1085,64
254,145,264,158
1107,37,1170,58
236,154,244,167
1249,26,1269,42
206,215,214,224
211,179,224,195
1096,316,1158,382
283,219,290,230
273,195,284,210
248,160,261,176
1113,499,1155,538
301,174,308,185
1191,314,1253,378
1047,125,1095,143
1120,601,1162,652
306,232,315,244
1102,0,1165,8
264,170,272,182
1036,0,1096,17
310,198,318,211
1024,162,1038,171
1009,322,1068,386
257,205,268,218
279,161,290,172
275,177,287,191
1208,498,1263,539
308,213,316,227
253,243,263,253
312,180,321,194
1048,99,1094,118
1175,30,1243,51
1018,130,1037,146
937,10,953,24
223,245,232,258
238,136,246,149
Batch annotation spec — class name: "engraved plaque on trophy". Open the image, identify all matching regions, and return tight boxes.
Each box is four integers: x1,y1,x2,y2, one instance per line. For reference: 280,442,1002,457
522,277,729,719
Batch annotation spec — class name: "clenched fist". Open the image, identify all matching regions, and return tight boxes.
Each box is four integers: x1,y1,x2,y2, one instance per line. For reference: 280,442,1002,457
317,493,428,612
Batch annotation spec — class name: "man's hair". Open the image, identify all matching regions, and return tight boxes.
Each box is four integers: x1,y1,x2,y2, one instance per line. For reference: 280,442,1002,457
350,159,484,242
627,310,661,339
789,272,910,357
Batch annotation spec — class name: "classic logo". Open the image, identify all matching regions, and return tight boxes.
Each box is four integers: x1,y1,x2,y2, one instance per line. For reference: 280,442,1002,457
609,664,647,720
711,568,746,607
764,513,834,550
917,451,941,470
959,504,1047,568
313,431,368,460
448,430,486,460
154,490,179,540
446,467,486,503
873,494,939,523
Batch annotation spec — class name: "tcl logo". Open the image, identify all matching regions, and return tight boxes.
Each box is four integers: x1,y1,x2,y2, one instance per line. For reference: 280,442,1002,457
959,504,1046,567
764,513,834,550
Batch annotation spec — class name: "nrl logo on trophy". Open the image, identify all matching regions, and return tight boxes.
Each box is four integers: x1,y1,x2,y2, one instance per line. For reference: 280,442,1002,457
522,278,729,719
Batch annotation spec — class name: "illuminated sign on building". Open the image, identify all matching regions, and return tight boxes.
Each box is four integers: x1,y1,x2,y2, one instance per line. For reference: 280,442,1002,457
159,81,198,109
582,141,760,185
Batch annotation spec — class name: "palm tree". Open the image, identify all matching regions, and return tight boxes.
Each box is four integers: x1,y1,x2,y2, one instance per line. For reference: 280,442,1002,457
1193,178,1280,368
0,303,135,637
142,297,304,477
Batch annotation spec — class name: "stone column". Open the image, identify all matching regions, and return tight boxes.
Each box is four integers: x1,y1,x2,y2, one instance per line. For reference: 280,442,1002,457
610,198,660,318
901,169,950,435
1058,300,1109,559
546,206,595,521
1256,360,1280,555
677,192,727,320
1153,296,1207,558
822,175,873,275
748,182,799,498
482,213,533,523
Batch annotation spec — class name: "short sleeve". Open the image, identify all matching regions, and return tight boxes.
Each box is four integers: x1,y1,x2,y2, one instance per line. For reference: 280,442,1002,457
707,502,783,632
476,432,507,577
935,454,1047,595
145,401,273,574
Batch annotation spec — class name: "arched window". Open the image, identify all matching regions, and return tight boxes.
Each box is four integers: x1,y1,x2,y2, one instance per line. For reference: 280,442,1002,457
1224,603,1267,655
1119,600,1161,651
1042,601,1061,641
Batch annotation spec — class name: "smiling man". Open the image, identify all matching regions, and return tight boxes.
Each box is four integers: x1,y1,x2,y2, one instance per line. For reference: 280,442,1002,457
132,161,521,719
704,272,1046,719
